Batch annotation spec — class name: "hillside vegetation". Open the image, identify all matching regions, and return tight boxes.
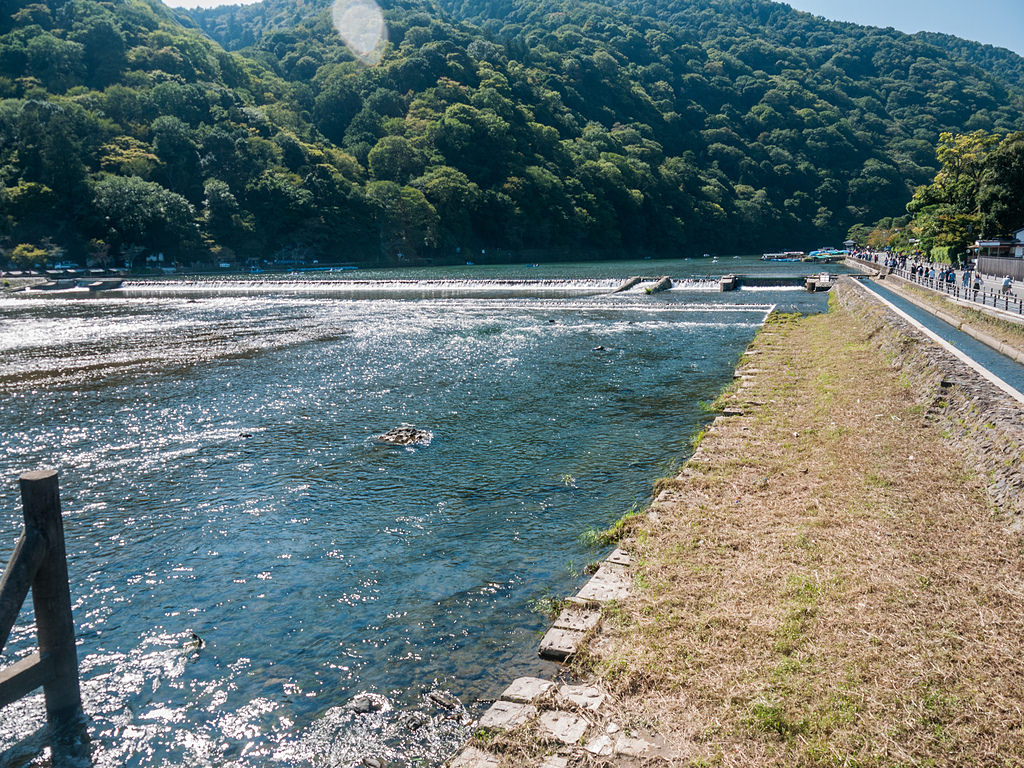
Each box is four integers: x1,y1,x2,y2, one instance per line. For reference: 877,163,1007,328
2,0,1023,268
866,129,1024,261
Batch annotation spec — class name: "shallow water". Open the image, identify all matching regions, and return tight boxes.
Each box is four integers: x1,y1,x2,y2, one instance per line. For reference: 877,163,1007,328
0,265,835,767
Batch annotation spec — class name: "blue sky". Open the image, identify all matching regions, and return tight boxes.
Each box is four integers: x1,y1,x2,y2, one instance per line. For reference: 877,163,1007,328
162,0,1024,57
784,0,1024,55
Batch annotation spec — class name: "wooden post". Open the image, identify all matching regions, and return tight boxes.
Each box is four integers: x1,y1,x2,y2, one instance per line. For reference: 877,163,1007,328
18,470,86,740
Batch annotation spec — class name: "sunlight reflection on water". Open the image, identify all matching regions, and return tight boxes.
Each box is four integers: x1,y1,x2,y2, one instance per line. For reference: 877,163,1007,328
0,283,832,766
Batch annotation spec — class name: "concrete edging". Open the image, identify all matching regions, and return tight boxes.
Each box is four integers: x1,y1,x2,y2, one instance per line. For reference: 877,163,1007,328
880,274,1024,364
847,277,1024,406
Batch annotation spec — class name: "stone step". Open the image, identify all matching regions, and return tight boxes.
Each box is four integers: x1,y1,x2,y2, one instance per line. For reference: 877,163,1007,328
552,604,601,633
538,626,587,661
575,562,630,603
537,710,589,745
478,700,537,730
500,676,555,704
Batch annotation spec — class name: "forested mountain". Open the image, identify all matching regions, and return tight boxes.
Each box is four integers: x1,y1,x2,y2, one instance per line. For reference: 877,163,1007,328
914,32,1024,90
2,0,1023,270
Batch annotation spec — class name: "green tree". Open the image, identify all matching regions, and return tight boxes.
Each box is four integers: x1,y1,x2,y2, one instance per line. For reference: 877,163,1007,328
367,135,425,183
91,175,200,262
9,242,47,268
77,19,126,89
411,165,481,249
906,131,999,254
978,132,1024,236
365,180,438,263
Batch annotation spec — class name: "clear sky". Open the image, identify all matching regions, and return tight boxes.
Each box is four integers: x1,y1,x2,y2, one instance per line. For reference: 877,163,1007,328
784,0,1024,56
161,0,1024,58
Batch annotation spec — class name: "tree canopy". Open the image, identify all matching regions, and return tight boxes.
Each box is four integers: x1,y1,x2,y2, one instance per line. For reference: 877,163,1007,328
2,0,1024,269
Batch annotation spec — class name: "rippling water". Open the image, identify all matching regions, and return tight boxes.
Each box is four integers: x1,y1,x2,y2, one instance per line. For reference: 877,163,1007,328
0,264,836,767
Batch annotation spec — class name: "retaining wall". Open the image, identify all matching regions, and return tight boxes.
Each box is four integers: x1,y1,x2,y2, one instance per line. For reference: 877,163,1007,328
837,279,1024,519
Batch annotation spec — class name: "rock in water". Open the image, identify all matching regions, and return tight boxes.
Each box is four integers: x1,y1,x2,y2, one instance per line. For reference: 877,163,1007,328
426,690,461,710
374,425,432,446
647,276,673,293
347,693,386,713
400,710,430,730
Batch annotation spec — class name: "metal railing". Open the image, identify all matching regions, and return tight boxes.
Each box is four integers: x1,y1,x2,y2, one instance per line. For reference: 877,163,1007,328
850,256,1024,316
1,470,90,764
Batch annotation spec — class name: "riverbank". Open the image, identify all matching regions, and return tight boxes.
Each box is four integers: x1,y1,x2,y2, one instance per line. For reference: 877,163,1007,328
599,279,1024,764
462,279,1024,765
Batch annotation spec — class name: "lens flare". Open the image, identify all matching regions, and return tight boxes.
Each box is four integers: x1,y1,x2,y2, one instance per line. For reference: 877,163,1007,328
331,0,388,66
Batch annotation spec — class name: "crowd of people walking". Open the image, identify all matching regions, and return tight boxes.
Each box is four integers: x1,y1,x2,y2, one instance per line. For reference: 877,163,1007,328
850,249,1016,298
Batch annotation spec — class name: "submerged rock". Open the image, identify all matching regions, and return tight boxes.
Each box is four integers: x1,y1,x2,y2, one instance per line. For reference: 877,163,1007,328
426,690,461,710
347,693,387,713
374,425,432,446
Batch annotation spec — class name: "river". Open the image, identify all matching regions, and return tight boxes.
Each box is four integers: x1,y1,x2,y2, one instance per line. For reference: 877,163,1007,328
0,257,849,767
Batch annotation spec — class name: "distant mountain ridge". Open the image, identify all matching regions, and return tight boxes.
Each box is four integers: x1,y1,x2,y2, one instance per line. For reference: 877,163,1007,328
914,31,1024,91
1,0,1022,269
186,0,1024,96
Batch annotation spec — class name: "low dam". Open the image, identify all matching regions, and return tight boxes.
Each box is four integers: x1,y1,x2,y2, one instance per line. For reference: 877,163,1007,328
13,273,838,301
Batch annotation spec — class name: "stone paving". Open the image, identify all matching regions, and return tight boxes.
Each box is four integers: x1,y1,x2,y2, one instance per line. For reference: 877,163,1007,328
538,548,631,661
448,676,668,766
447,545,671,766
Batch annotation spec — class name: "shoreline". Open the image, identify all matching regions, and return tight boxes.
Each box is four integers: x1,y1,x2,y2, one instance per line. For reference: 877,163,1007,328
456,278,1024,765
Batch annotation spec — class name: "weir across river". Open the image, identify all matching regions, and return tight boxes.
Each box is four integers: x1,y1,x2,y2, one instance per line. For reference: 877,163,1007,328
8,273,837,300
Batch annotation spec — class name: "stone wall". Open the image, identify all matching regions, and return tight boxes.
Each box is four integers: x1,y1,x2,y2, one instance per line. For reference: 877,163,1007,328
836,279,1024,520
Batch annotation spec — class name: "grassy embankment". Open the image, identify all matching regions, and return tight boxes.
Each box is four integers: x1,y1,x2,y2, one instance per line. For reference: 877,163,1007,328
581,296,1024,766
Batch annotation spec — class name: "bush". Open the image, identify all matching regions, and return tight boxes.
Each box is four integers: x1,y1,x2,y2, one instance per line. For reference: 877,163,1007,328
930,245,965,265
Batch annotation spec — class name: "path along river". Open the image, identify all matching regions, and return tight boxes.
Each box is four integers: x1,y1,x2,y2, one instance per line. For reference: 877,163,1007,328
0,257,849,767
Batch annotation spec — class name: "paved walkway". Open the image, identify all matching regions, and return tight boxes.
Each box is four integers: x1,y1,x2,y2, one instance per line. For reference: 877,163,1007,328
848,254,1024,325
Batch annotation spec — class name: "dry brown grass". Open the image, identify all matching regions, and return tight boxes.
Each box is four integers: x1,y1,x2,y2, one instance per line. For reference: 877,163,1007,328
588,304,1024,766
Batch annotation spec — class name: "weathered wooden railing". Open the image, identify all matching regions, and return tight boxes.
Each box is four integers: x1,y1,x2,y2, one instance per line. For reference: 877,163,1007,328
0,470,89,762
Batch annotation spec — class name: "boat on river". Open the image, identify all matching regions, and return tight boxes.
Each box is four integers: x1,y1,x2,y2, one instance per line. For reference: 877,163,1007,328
806,248,849,262
761,251,805,261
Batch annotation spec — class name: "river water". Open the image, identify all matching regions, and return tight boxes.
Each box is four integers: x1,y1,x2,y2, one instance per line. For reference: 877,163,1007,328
0,257,846,767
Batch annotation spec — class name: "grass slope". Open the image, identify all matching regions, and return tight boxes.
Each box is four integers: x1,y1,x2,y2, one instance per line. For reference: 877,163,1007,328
590,301,1024,765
